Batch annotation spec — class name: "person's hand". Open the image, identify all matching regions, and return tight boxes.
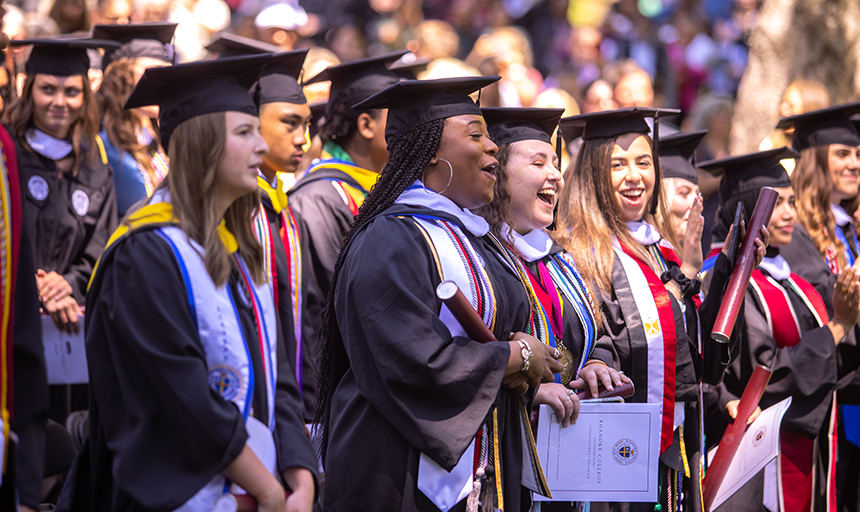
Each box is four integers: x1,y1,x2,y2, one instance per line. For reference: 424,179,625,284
43,295,82,335
829,266,860,344
726,399,761,425
752,226,769,267
282,467,315,512
570,361,631,398
36,269,73,304
680,195,705,279
534,383,580,428
504,333,563,389
255,484,287,512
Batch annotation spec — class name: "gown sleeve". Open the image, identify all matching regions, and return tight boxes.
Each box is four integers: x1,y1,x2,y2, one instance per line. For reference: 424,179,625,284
334,215,511,469
84,230,248,509
63,167,118,302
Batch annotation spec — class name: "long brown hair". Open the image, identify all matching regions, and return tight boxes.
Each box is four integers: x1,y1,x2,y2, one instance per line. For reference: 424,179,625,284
476,141,603,322
3,73,99,175
97,58,161,187
151,112,265,287
792,145,860,269
554,134,676,294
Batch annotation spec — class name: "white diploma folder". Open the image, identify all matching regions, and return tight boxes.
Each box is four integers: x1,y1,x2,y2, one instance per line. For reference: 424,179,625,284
706,397,792,510
42,314,89,385
534,402,661,502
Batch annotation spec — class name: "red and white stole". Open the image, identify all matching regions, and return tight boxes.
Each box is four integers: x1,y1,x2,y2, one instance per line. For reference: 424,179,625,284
748,261,835,512
613,235,678,455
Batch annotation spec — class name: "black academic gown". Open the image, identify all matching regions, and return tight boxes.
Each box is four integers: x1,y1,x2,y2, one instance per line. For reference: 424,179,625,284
591,251,711,512
288,168,362,350
710,262,838,512
5,218,48,510
322,204,537,512
56,229,319,511
260,194,317,422
16,146,118,303
780,223,836,315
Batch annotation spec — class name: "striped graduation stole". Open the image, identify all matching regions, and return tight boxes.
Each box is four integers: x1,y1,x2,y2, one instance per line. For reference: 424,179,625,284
0,142,12,474
305,159,376,216
747,269,833,512
545,252,599,376
614,242,678,454
255,174,305,392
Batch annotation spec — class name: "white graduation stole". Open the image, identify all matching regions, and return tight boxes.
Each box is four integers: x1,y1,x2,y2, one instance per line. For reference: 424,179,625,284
411,216,494,512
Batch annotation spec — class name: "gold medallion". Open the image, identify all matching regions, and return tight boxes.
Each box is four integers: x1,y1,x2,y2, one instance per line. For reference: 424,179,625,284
557,340,575,385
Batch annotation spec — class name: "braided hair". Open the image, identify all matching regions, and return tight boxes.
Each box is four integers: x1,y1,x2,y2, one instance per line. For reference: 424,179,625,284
313,117,447,432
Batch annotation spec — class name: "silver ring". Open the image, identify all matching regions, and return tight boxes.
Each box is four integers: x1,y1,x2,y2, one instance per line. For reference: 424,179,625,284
553,348,561,360
567,389,575,397
562,396,571,403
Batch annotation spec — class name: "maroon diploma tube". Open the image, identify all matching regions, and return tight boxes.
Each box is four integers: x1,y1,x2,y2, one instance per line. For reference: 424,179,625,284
701,365,772,510
710,187,778,343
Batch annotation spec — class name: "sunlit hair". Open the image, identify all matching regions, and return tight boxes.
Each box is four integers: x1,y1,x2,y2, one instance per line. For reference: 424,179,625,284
476,141,603,323
97,58,163,189
792,145,860,269
554,134,677,294
143,112,265,287
3,72,99,175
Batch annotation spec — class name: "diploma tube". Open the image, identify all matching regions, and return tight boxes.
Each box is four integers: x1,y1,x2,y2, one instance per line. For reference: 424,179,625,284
701,365,772,511
436,280,530,396
710,187,778,343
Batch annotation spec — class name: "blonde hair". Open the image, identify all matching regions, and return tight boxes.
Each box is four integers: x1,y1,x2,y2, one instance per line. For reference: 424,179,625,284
554,135,676,293
157,112,265,287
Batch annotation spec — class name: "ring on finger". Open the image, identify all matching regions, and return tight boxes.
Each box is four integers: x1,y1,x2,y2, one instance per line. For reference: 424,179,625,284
562,396,571,403
567,389,575,397
553,348,560,360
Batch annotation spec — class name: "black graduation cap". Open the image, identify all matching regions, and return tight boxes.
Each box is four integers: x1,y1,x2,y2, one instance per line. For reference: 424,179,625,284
389,56,430,80
698,146,798,200
252,49,308,106
481,107,564,146
125,54,271,149
559,107,679,141
304,50,408,114
309,100,327,138
92,22,177,71
658,130,707,185
205,32,282,57
11,38,121,77
353,76,501,147
776,101,860,151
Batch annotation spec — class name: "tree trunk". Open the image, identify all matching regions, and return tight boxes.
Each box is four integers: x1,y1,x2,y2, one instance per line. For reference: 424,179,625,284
729,0,860,155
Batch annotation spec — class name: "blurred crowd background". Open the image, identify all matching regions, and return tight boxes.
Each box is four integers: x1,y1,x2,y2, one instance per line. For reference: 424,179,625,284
0,0,765,163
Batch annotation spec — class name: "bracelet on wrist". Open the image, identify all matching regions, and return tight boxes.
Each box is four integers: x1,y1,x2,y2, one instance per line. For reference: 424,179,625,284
516,339,533,373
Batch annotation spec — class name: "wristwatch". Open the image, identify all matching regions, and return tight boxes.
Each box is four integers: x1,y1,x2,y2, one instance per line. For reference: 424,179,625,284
517,340,533,372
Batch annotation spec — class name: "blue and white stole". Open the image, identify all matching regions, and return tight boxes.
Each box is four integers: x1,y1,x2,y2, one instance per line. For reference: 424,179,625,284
137,193,279,511
501,228,599,381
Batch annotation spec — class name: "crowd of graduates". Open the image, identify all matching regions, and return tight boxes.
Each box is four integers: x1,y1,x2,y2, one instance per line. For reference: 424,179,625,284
0,2,859,512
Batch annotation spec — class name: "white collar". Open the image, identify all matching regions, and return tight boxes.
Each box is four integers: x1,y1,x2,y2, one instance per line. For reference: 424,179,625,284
831,203,853,227
626,220,662,245
26,128,73,161
506,226,553,262
395,182,490,236
759,255,791,281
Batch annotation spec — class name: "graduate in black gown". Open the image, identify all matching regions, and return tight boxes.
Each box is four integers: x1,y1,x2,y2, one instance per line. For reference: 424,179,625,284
3,38,119,335
56,55,319,512
0,105,48,512
553,109,758,512
774,103,860,512
288,52,405,348
315,77,563,512
250,49,318,422
698,148,860,512
476,107,630,417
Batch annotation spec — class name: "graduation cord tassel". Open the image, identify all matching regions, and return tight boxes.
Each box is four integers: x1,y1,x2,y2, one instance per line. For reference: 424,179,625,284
466,467,483,512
